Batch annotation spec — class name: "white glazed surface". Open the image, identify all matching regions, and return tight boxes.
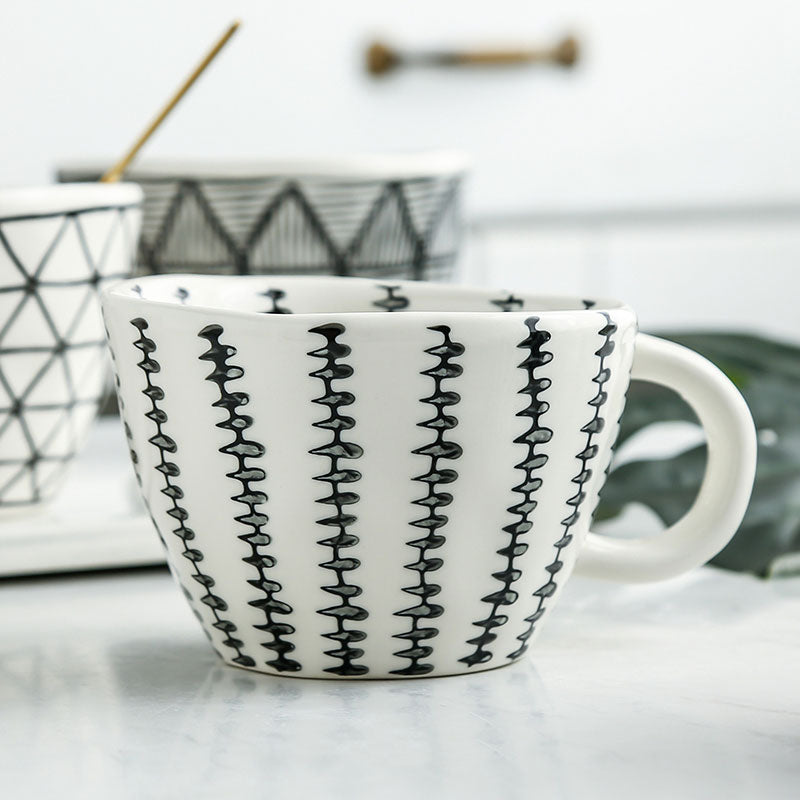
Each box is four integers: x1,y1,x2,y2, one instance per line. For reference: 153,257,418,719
102,275,752,679
57,151,471,181
0,183,142,506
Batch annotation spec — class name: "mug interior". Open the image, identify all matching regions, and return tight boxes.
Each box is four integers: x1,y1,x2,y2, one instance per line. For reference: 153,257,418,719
106,274,627,316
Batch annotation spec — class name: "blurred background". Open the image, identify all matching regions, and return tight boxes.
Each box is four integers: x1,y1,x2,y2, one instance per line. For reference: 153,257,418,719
3,0,799,340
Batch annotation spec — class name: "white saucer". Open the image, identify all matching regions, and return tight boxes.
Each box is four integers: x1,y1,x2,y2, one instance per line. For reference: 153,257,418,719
0,417,164,577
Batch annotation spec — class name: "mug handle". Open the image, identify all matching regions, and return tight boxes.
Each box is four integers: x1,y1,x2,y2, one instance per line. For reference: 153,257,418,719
576,333,757,582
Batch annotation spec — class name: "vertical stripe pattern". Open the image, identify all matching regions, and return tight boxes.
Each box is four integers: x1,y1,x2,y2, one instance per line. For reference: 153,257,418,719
460,316,553,667
508,313,617,659
198,324,301,672
308,323,369,676
392,325,464,676
131,317,256,668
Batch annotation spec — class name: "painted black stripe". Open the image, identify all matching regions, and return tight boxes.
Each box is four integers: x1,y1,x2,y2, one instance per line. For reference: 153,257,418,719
391,324,464,676
261,287,291,314
460,316,553,667
199,324,301,672
508,312,617,660
490,294,524,312
372,284,410,312
308,323,369,676
130,317,256,668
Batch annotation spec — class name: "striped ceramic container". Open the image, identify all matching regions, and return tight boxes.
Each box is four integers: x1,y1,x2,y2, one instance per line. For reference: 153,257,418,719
102,275,755,678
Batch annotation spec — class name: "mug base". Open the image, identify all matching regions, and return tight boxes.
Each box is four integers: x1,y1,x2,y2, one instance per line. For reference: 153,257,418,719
218,651,527,681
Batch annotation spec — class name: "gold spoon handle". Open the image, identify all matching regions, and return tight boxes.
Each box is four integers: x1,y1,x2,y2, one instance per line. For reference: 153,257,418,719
101,20,241,183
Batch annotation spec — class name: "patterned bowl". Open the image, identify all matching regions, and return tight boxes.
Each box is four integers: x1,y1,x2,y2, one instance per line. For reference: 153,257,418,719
0,183,142,508
58,153,468,280
102,275,754,679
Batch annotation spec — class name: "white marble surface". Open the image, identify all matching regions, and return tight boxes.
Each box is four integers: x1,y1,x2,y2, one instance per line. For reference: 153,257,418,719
1,566,798,799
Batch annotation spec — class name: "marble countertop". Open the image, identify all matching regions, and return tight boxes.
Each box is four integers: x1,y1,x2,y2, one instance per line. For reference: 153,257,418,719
2,565,798,799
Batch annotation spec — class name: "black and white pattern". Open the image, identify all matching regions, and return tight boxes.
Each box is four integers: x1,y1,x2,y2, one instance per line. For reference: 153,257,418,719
460,317,553,667
491,294,524,312
509,313,616,660
261,288,291,314
131,317,256,668
60,171,463,280
199,324,301,672
104,276,634,679
0,203,138,506
392,325,464,676
308,323,369,676
372,284,410,312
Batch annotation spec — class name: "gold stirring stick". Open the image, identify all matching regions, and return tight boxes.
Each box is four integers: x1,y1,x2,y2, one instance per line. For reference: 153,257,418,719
101,20,242,183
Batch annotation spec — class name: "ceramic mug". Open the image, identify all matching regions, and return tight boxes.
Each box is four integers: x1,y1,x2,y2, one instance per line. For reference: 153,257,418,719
0,183,142,509
102,275,756,679
59,152,468,281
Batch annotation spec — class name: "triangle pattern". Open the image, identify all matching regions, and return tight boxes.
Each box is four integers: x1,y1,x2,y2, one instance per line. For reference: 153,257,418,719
24,358,72,406
301,182,384,252
25,408,66,453
1,351,53,398
0,217,65,280
0,417,32,460
204,181,284,246
1,296,58,348
37,216,93,281
248,191,338,271
349,187,418,269
0,291,28,340
74,209,117,272
36,285,93,340
156,186,236,268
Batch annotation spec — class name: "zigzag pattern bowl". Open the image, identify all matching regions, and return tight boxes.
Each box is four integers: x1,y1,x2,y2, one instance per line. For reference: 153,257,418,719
58,154,468,280
0,184,142,508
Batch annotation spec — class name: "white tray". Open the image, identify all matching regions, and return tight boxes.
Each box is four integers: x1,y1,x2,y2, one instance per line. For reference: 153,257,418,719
0,417,164,577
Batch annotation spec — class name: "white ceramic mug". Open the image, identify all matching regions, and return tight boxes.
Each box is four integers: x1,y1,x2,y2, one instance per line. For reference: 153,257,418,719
102,275,756,679
0,184,142,509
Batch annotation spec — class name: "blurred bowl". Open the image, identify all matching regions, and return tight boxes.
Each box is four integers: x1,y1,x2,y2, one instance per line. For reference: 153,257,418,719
0,183,142,509
58,152,468,280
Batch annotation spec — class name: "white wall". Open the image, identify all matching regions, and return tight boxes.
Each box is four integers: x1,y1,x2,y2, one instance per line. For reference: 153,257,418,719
3,0,799,339
3,0,800,215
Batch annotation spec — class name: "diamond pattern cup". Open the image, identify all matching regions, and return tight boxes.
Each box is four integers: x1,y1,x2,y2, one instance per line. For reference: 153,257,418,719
0,184,142,509
57,153,468,280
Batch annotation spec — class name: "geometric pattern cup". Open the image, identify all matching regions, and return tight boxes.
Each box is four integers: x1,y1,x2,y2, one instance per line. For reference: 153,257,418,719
103,275,755,679
0,183,142,508
58,153,467,281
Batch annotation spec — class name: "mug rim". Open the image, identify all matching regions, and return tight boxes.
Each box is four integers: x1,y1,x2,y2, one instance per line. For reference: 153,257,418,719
56,150,471,181
102,274,633,320
0,182,143,220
